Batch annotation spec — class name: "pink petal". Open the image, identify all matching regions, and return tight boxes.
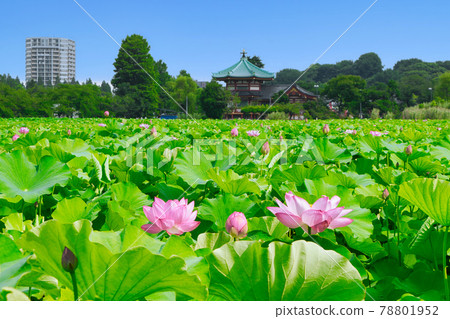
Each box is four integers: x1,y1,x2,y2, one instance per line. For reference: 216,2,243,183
270,198,292,215
267,206,287,215
327,196,341,210
143,206,155,222
312,197,328,211
274,212,304,229
340,208,352,217
328,217,353,229
301,209,327,227
311,220,330,234
141,223,163,234
325,207,344,221
178,220,201,233
285,192,311,215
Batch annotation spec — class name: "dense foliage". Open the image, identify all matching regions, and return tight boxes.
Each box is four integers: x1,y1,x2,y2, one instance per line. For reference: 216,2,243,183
1,48,450,119
0,118,449,301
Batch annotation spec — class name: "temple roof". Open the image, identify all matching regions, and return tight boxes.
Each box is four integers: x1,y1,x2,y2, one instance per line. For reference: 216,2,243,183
212,54,274,80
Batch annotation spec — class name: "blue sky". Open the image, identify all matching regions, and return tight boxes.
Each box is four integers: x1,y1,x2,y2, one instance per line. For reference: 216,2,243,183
1,0,449,83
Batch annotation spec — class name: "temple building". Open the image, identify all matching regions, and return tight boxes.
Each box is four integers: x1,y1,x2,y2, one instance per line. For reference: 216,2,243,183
212,50,274,105
212,50,317,106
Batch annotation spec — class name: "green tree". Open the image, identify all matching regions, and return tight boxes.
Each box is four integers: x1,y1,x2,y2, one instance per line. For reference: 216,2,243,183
353,52,383,79
274,69,302,84
398,74,432,105
111,34,160,117
199,81,227,119
436,72,450,100
248,56,264,68
100,81,112,96
271,90,290,104
168,75,198,113
322,75,366,113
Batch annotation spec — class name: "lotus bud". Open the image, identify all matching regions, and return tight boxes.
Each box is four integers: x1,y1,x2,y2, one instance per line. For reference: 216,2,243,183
405,145,413,156
262,141,270,155
104,111,109,117
151,127,157,137
400,127,403,132
34,201,39,208
305,118,308,123
226,212,248,239
67,129,72,136
279,134,283,141
382,189,389,200
12,134,19,141
231,127,238,137
61,247,78,273
323,124,330,135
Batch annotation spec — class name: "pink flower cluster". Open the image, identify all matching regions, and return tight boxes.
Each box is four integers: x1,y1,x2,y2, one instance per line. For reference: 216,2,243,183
12,126,29,141
139,123,150,129
369,131,387,137
141,191,353,238
247,130,260,137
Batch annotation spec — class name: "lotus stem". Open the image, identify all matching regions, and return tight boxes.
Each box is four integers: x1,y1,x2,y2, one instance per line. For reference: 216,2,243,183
396,196,401,265
70,270,78,301
443,226,449,301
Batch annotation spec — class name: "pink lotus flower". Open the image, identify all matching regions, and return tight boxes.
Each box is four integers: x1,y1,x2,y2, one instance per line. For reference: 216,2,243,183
267,191,310,230
226,212,248,239
300,196,353,234
67,129,72,136
247,130,260,137
104,111,109,117
141,198,200,236
98,123,106,127
231,127,238,137
139,123,150,129
344,129,357,135
267,192,353,234
369,131,383,136
437,127,442,131
19,127,29,134
12,134,19,141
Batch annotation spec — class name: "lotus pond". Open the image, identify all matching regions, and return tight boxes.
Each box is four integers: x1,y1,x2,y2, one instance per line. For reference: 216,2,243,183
0,118,449,301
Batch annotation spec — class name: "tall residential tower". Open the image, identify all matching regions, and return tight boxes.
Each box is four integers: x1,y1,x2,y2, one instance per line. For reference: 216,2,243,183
25,37,76,85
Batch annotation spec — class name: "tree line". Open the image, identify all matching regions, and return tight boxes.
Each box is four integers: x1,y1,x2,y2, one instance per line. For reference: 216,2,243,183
1,34,449,119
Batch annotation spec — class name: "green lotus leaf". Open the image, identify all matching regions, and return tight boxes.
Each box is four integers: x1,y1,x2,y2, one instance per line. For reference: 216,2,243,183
52,197,99,224
0,151,71,202
19,220,207,300
174,149,212,185
310,138,352,164
0,234,29,291
207,240,365,300
399,178,450,226
207,167,261,196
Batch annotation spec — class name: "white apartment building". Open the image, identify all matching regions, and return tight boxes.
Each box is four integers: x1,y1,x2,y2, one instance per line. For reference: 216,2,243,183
25,37,76,85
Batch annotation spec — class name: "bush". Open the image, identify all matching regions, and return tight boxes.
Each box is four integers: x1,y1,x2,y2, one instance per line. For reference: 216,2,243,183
370,108,380,119
402,106,450,119
385,111,395,119
267,111,289,120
